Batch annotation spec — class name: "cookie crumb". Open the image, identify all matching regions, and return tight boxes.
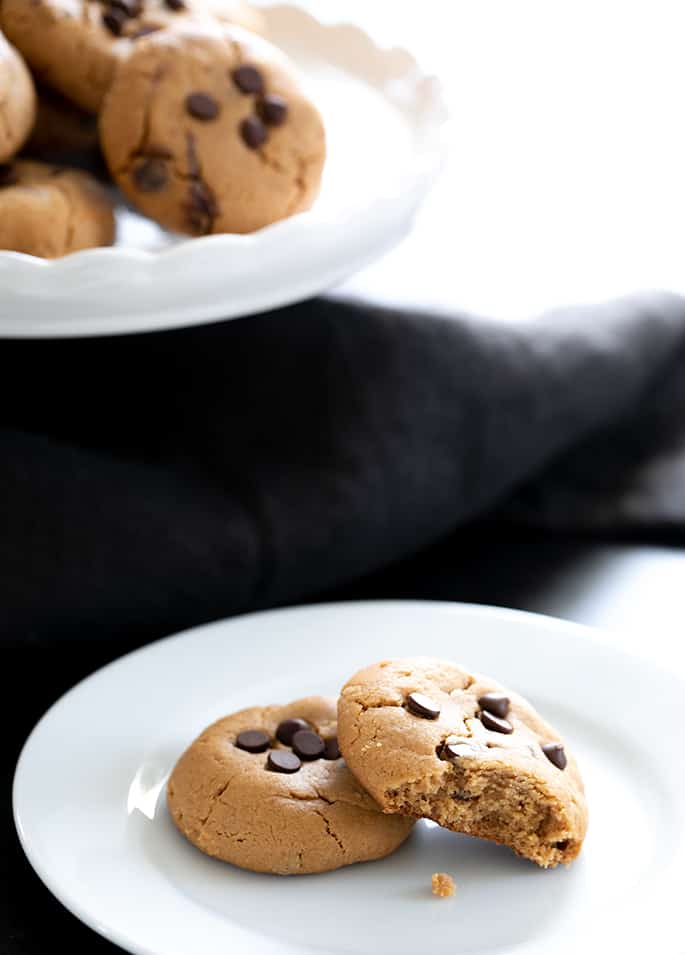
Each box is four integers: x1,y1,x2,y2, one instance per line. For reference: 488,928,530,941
431,872,456,898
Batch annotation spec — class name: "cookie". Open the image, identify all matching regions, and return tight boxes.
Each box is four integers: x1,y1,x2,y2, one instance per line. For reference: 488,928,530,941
0,159,115,256
0,0,265,114
0,33,36,163
167,696,414,875
99,22,326,235
24,85,102,172
337,658,588,868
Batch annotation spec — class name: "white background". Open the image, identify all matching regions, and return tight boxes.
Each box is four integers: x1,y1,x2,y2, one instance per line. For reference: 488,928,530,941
296,0,685,317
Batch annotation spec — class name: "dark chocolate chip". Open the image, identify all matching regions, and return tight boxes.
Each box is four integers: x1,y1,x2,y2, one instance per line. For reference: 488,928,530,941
185,180,217,233
109,0,142,17
240,115,267,149
406,692,441,720
323,737,340,760
0,164,17,187
291,729,325,760
441,739,485,760
267,749,301,773
478,693,510,719
542,742,567,770
131,156,169,192
480,710,513,734
257,93,288,126
235,730,270,753
164,0,186,9
102,7,127,34
130,24,162,39
185,92,220,121
232,64,264,94
275,717,310,746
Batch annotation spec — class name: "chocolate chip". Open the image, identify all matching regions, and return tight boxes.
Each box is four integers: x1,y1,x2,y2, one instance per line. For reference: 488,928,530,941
130,24,162,38
542,742,567,770
164,0,186,9
257,94,288,126
478,693,510,719
131,157,168,192
185,180,217,233
406,692,441,720
0,164,17,187
323,737,340,760
267,749,301,773
239,115,267,149
291,729,325,760
441,739,485,760
275,718,310,746
480,710,513,734
102,7,127,34
110,0,142,17
235,730,270,753
232,64,264,94
186,92,220,121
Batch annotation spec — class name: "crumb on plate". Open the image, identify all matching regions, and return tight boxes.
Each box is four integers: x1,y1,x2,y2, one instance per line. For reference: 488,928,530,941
431,872,456,898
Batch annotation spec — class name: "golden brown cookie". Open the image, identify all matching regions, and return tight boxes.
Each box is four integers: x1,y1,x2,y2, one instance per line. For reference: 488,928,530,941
167,696,415,875
0,32,36,163
0,159,115,256
0,0,264,113
338,657,589,869
99,22,326,235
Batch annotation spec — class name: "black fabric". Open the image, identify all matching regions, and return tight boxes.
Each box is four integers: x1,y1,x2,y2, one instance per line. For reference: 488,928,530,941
3,290,685,647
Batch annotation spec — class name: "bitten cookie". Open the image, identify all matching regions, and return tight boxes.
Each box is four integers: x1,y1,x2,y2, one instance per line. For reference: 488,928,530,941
99,22,326,235
338,658,588,868
0,0,264,114
167,696,414,875
0,32,36,163
0,159,115,256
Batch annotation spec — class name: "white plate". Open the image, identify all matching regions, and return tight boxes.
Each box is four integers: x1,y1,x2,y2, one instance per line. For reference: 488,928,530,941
13,601,685,955
0,6,447,338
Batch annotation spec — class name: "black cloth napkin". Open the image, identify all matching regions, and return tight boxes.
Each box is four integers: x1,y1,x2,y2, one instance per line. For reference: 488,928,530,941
5,288,685,954
3,289,685,649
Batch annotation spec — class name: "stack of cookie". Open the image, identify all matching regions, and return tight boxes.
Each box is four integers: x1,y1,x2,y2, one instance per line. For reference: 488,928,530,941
167,656,588,877
0,0,326,257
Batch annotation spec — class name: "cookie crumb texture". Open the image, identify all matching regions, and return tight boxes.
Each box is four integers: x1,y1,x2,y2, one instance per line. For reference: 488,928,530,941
99,22,326,235
431,872,456,898
167,696,414,875
338,658,588,869
0,0,264,113
0,159,115,257
0,33,36,163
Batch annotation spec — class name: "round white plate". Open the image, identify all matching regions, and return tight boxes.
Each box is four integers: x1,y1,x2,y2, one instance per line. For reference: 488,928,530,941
13,601,685,955
0,6,447,338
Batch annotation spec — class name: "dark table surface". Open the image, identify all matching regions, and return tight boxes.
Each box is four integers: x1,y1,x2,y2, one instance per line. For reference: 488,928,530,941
6,525,685,954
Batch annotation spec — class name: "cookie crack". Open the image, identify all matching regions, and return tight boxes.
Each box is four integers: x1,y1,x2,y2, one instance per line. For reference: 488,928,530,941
312,807,345,854
198,772,237,835
114,63,166,177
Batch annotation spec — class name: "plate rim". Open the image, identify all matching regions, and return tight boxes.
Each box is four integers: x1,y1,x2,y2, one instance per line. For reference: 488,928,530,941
13,599,685,955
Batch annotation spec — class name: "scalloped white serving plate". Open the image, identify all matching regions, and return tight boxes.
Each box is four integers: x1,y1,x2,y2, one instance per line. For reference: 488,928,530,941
0,5,447,337
13,601,685,955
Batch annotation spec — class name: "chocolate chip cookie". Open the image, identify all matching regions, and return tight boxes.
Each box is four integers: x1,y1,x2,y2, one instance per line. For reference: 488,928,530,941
0,0,264,113
0,159,115,256
337,658,588,868
99,22,326,235
167,696,414,875
0,32,36,163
